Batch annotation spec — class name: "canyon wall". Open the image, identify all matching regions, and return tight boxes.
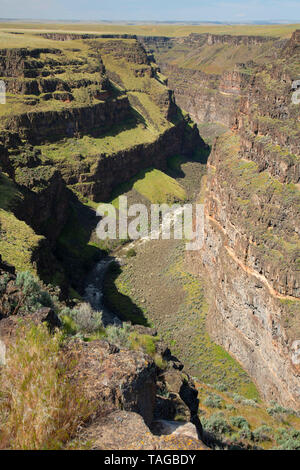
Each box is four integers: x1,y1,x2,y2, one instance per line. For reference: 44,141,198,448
140,33,283,126
0,35,205,290
147,31,300,408
201,35,300,408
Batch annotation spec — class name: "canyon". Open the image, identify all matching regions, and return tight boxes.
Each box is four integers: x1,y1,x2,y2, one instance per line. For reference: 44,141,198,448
0,26,299,450
141,30,300,409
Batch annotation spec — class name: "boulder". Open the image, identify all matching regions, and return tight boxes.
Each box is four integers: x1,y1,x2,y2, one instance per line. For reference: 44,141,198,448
65,339,157,426
80,410,208,450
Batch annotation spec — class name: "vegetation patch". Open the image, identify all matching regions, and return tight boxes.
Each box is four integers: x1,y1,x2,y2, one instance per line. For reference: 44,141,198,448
133,168,187,204
197,383,300,450
37,119,156,163
0,209,43,274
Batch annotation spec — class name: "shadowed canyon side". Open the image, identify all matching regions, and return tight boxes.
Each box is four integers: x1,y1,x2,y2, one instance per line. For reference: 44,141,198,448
144,31,300,408
0,34,204,286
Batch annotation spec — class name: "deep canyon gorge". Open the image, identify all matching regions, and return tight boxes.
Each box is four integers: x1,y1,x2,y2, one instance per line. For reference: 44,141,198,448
0,25,299,450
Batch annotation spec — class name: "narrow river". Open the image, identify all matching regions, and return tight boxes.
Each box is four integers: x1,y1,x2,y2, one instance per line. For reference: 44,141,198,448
83,205,188,326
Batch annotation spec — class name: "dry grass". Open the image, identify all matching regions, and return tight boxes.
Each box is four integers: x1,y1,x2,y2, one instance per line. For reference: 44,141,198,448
0,323,92,450
0,23,299,40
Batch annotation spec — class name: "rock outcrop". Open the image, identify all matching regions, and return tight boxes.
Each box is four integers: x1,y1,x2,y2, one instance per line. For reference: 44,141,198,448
140,33,282,126
66,336,206,449
0,296,207,449
81,410,207,450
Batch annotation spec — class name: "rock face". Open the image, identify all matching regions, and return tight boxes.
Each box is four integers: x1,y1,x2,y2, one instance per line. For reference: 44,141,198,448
140,33,282,126
145,31,300,408
82,410,207,450
0,36,205,289
67,338,206,449
192,133,299,409
180,32,300,409
153,65,243,127
74,119,201,201
283,30,300,56
7,97,131,144
66,338,157,425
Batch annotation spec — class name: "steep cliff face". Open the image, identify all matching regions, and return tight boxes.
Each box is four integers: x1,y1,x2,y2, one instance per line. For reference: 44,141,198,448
153,65,245,127
196,132,299,409
62,118,200,201
183,32,300,408
0,37,203,202
0,34,204,291
140,33,283,126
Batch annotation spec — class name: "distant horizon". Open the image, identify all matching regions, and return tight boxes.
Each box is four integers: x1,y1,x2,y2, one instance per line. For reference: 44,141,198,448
0,19,299,25
1,0,300,24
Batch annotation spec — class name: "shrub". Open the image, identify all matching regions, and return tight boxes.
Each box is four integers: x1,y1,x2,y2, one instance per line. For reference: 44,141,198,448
242,398,258,407
59,310,78,336
232,394,257,407
126,248,137,258
238,428,252,441
230,416,250,430
14,271,54,314
277,439,300,450
267,402,292,417
105,323,131,348
233,393,243,403
275,427,300,450
0,274,9,295
202,412,232,435
215,383,228,392
0,323,92,449
252,425,273,442
70,303,103,334
60,303,104,336
225,404,236,411
203,393,223,409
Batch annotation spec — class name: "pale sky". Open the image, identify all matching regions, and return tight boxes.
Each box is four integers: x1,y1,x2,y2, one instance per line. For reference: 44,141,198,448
0,0,299,22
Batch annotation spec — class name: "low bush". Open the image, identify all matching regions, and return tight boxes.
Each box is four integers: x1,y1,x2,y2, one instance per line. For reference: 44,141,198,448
238,427,252,441
225,404,236,411
275,427,300,450
202,412,232,435
242,398,258,407
14,271,54,314
0,274,9,296
60,303,104,337
214,383,228,392
105,323,131,349
252,425,273,442
230,416,250,430
126,248,137,258
267,402,292,417
70,303,103,334
232,394,257,407
203,393,223,409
